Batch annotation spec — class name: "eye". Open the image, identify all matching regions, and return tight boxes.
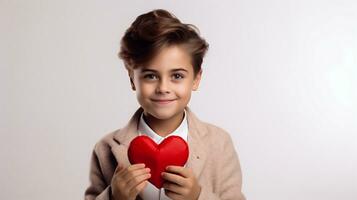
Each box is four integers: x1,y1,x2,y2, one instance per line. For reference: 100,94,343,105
172,73,184,80
143,74,158,80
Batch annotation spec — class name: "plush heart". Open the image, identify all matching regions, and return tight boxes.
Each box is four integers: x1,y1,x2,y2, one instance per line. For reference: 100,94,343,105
127,135,189,189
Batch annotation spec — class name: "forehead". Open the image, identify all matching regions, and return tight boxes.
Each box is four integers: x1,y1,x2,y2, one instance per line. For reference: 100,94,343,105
138,45,193,73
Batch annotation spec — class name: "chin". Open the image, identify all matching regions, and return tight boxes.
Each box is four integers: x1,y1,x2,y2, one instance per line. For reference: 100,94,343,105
149,110,176,120
144,105,181,120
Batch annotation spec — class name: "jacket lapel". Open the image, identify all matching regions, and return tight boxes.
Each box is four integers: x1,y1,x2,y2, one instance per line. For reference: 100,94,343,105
111,106,208,178
111,108,142,168
185,107,208,178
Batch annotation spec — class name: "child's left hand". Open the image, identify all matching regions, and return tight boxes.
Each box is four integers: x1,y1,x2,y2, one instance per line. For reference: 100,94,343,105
161,165,201,200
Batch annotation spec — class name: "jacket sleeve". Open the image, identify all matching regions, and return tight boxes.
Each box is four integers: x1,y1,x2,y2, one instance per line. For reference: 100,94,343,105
198,129,246,200
84,144,113,200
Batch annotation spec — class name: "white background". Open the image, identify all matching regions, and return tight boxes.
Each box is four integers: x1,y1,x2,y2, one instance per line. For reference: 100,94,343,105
1,0,356,199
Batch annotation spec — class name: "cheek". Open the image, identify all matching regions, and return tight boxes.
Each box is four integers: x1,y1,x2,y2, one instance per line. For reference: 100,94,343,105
137,83,155,96
175,82,192,96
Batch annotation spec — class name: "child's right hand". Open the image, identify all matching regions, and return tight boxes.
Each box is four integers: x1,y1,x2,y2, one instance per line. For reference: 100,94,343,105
111,163,151,200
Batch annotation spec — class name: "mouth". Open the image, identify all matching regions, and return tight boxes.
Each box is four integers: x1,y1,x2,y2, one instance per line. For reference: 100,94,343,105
151,99,176,105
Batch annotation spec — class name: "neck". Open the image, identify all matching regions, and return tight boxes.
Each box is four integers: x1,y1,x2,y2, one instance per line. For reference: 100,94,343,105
143,110,185,137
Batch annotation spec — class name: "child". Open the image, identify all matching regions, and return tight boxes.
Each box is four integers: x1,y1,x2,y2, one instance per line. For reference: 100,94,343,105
84,9,246,200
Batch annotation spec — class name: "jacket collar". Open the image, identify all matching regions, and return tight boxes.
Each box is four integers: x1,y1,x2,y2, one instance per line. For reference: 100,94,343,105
112,106,208,178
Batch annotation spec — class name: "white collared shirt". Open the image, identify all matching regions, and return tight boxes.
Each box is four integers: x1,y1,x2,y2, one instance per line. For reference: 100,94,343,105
137,109,188,200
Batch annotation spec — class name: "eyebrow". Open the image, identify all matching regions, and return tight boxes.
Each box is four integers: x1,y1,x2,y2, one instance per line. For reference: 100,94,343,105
140,68,188,73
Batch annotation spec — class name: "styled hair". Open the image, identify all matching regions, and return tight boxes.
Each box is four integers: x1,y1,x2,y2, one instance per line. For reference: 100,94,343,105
118,9,209,77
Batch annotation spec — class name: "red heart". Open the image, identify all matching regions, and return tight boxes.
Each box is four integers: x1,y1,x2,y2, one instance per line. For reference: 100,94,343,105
127,135,189,189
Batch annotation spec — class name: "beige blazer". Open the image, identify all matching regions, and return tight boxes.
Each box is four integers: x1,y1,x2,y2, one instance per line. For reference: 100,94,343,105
84,106,246,200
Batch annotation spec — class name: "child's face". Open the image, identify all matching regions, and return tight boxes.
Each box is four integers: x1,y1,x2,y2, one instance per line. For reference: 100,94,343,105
129,45,202,120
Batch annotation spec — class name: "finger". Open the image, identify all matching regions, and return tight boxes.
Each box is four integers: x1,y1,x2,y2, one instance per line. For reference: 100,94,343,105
127,172,151,191
128,163,146,171
166,166,190,178
164,189,182,200
121,163,146,178
161,172,186,186
123,167,150,181
129,180,149,197
163,182,186,195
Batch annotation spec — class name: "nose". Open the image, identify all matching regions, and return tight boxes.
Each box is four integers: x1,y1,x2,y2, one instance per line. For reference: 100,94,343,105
155,78,170,94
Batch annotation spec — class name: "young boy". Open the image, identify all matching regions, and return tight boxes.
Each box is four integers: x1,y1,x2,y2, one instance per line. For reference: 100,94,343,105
84,9,246,200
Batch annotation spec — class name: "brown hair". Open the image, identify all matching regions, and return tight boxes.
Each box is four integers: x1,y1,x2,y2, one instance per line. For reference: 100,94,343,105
118,9,209,77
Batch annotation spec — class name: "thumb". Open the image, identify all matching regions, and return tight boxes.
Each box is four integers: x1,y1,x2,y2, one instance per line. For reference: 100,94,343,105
114,163,125,174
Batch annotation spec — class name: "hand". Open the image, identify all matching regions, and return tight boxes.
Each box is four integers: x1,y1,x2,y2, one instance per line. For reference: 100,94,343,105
161,166,201,200
111,163,151,200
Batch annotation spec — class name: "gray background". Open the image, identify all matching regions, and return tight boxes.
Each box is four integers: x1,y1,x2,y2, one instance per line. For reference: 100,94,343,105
1,0,356,199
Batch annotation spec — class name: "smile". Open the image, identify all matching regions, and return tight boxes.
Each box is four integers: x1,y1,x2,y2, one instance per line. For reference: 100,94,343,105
152,99,176,105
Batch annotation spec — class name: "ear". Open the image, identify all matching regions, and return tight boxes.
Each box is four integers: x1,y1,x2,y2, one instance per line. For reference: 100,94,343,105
130,77,136,91
192,69,202,91
128,70,136,91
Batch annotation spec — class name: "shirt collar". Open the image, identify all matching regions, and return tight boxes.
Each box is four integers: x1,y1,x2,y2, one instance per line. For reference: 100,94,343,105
138,109,188,144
